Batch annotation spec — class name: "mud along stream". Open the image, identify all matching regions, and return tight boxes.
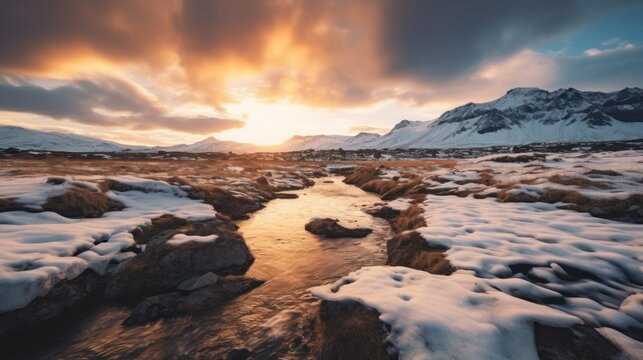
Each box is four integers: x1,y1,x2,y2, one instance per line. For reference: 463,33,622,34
15,177,390,359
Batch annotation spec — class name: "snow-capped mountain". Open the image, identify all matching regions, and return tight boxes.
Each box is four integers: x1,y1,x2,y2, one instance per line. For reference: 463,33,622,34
270,134,353,152
0,126,143,152
2,87,641,153
365,87,643,149
152,136,258,153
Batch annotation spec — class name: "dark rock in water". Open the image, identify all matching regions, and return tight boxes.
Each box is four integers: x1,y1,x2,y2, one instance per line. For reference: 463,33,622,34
122,292,182,326
318,300,396,360
255,176,270,185
534,323,622,360
364,205,400,220
305,218,373,238
105,228,254,301
123,277,264,325
387,231,455,275
274,192,299,199
323,180,334,183
0,269,105,340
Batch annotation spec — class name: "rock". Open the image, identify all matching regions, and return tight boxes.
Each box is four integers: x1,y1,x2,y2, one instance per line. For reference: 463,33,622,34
534,323,622,360
305,218,373,238
177,272,220,291
0,269,105,340
274,193,299,199
105,229,254,301
323,180,334,183
318,300,395,360
364,205,400,220
387,231,455,275
225,348,252,360
122,292,182,326
123,277,264,325
255,176,269,185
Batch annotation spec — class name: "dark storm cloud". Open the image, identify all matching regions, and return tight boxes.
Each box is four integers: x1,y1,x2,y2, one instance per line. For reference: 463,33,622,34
0,0,178,71
0,0,640,110
377,0,636,81
0,76,244,134
554,46,643,89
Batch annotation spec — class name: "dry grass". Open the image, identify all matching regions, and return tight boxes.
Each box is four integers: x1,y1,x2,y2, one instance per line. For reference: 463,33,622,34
386,231,455,275
548,174,610,189
361,179,399,195
499,187,643,222
584,169,622,177
390,205,426,233
43,186,124,218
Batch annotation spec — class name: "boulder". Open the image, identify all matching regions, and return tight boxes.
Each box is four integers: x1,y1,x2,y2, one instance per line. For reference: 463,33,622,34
177,272,220,291
123,277,264,325
105,229,254,301
0,269,105,340
305,218,373,238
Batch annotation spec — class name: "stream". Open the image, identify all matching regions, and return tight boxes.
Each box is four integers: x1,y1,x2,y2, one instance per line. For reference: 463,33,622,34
12,177,391,359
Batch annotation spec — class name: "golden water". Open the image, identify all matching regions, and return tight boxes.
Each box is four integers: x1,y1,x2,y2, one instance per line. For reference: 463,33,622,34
13,177,390,359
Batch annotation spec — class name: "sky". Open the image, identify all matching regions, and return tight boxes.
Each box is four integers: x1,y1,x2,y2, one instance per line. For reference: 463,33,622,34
0,0,642,146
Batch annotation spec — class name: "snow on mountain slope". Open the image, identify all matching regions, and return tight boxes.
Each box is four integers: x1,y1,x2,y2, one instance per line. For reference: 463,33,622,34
0,126,142,152
3,87,641,153
370,87,643,149
152,136,258,154
271,134,353,152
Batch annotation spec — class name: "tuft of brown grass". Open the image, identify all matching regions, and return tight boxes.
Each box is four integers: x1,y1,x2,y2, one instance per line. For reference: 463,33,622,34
43,187,124,218
391,205,426,233
361,179,399,195
584,169,622,177
548,174,610,189
387,231,455,275
343,166,382,187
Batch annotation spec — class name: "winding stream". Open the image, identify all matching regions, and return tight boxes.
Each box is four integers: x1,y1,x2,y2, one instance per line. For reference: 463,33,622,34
12,177,390,359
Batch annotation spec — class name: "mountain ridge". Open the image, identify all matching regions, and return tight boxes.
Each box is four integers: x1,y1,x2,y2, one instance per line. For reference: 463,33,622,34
2,87,642,153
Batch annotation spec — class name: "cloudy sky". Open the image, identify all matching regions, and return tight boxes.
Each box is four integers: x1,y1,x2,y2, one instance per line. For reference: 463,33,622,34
1,0,642,146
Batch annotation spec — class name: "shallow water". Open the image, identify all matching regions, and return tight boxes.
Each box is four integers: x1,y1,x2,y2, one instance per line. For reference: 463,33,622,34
13,177,390,359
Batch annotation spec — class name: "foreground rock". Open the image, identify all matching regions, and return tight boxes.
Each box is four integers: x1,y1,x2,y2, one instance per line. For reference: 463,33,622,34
317,300,396,360
305,218,373,238
0,269,105,340
106,228,254,301
123,277,264,325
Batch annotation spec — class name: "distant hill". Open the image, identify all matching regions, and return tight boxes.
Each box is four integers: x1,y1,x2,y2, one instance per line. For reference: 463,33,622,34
3,87,642,153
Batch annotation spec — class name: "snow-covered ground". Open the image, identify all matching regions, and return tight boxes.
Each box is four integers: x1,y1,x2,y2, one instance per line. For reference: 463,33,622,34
312,195,642,359
0,176,216,312
312,150,643,359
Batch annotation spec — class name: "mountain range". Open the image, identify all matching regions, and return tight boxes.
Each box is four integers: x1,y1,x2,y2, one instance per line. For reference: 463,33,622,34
2,87,642,153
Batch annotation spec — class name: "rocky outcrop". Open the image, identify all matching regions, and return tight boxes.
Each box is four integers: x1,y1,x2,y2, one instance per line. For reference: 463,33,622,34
123,277,264,325
534,323,621,360
106,228,254,301
0,269,105,339
305,218,373,238
317,300,396,360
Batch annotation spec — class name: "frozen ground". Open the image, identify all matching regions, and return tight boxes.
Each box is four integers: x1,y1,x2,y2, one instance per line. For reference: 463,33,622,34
312,195,642,358
0,176,216,312
312,150,643,359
